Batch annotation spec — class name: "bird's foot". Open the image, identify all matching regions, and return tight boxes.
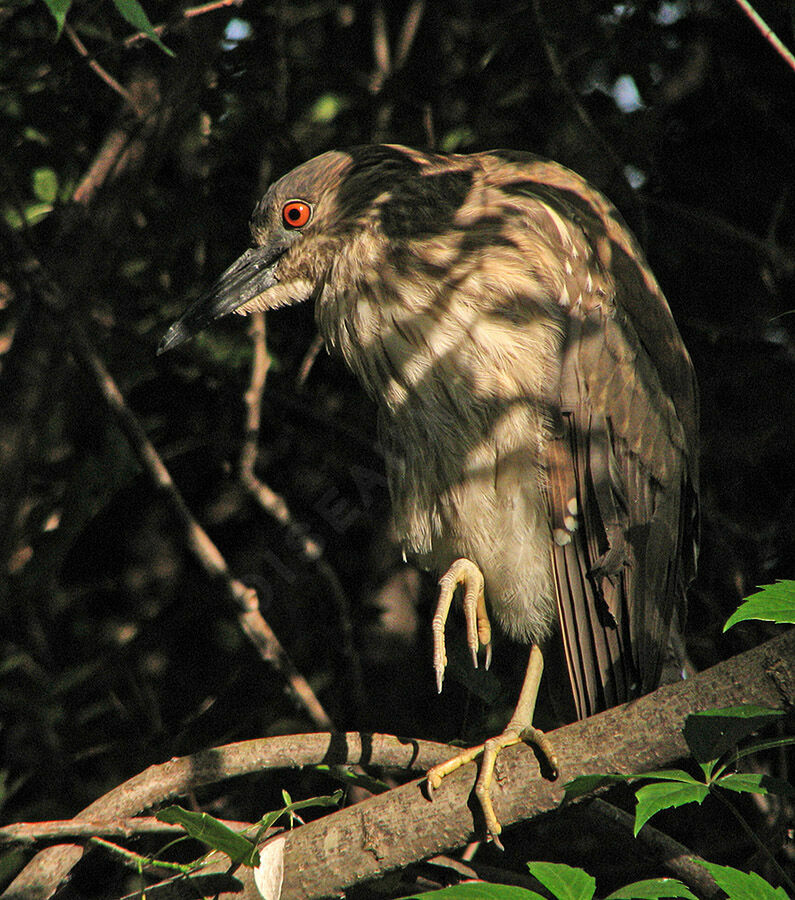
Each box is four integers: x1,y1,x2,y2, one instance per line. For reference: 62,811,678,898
426,724,558,849
433,558,492,693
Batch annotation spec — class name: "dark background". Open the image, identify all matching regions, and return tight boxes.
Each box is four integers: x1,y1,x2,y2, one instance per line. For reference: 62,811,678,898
1,0,793,895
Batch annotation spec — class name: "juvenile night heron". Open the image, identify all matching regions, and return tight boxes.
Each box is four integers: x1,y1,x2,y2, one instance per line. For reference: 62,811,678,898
160,145,699,842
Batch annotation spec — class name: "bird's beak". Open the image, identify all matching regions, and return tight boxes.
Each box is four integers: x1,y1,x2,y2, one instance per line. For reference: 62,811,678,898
158,244,286,354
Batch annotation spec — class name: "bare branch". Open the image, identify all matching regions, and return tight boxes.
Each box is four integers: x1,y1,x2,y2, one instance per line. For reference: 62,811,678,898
370,1,391,93
731,0,795,75
267,630,793,899
296,332,324,387
393,0,425,71
122,0,244,45
0,817,252,846
70,70,163,207
68,321,334,732
531,0,627,189
584,799,721,898
1,228,333,740
64,24,145,117
239,313,365,712
640,194,795,276
369,1,425,140
2,733,454,898
183,0,244,20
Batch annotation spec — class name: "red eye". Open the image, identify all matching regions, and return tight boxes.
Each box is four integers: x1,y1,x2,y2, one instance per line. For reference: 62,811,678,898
282,200,311,229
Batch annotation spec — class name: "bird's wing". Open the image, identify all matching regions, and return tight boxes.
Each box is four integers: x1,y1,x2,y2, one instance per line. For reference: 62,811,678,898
551,303,696,720
503,163,699,720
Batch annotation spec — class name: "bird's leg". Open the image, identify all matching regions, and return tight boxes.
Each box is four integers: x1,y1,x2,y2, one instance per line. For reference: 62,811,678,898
427,644,558,848
432,557,492,693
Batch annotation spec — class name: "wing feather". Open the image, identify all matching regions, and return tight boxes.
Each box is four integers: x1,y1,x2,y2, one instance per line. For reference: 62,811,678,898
539,201,698,720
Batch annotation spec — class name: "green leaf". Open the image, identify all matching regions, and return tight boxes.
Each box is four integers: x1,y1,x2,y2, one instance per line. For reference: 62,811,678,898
695,861,789,899
110,0,174,56
527,862,595,900
6,201,54,228
562,773,628,801
440,126,476,152
32,167,58,203
633,782,709,836
606,878,698,899
42,0,72,37
716,772,795,798
308,93,349,124
156,806,258,866
724,580,795,631
683,706,784,763
399,883,545,899
635,769,704,785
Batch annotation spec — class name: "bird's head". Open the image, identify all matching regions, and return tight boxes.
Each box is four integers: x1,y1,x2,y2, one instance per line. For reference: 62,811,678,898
157,145,456,354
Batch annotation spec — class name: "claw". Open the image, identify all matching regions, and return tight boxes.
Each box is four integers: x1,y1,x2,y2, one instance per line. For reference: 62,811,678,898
433,558,490,694
425,644,553,844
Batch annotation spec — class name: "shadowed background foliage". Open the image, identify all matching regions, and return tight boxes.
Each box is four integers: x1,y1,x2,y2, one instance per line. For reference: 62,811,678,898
0,0,793,895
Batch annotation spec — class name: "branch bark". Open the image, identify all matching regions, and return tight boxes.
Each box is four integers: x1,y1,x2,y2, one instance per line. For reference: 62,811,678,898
4,630,793,900
272,628,795,899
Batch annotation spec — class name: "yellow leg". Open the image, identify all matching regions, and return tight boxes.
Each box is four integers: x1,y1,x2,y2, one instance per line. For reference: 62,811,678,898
427,644,558,847
432,557,493,693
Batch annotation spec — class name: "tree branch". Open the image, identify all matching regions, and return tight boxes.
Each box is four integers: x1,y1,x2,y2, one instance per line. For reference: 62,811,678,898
4,631,793,900
269,629,794,899
2,734,453,899
239,313,365,713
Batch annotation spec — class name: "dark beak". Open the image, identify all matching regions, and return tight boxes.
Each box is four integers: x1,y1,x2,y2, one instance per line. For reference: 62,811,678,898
158,244,285,354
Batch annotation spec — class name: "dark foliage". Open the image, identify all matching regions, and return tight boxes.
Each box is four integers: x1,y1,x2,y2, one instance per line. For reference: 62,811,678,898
0,0,793,896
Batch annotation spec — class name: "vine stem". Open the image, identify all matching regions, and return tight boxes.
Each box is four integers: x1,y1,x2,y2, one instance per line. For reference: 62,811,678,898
713,787,795,895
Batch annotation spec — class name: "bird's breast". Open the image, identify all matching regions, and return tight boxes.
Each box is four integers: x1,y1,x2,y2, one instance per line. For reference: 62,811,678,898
316,239,569,642
367,296,563,643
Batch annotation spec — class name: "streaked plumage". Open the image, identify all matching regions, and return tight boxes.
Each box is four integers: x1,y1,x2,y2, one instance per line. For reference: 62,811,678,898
161,144,699,836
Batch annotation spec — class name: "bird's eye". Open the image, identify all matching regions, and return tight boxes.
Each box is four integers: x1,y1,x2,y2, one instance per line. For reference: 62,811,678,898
282,200,312,229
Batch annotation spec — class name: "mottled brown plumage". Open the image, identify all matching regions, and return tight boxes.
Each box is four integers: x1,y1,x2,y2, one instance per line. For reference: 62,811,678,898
161,144,699,840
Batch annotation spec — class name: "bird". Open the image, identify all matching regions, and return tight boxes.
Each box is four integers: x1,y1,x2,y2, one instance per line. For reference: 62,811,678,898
159,144,699,844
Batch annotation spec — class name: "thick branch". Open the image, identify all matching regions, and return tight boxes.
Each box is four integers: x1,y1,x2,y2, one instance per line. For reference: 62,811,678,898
270,630,793,898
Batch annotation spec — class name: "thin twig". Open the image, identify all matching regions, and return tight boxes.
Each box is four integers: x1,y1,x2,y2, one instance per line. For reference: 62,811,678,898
296,332,324,387
714,788,795,895
422,103,436,151
240,311,272,479
393,0,425,71
640,194,794,275
531,0,630,200
370,1,391,93
731,0,795,75
123,0,244,45
585,799,721,898
369,1,426,140
64,24,145,117
5,222,333,734
240,313,365,714
69,321,334,732
183,0,244,19
0,817,251,846
70,69,163,208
